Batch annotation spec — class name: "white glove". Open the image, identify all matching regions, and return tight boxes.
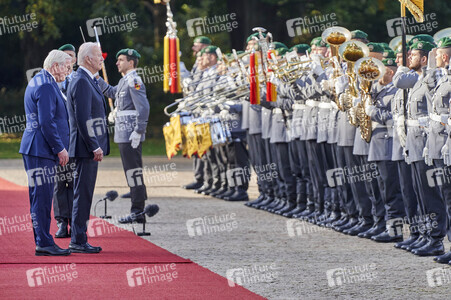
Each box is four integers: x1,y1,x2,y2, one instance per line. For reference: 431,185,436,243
447,118,451,126
442,144,450,165
320,78,334,92
339,93,347,109
349,106,357,124
129,131,141,149
312,62,324,76
330,100,338,111
403,148,411,164
335,75,348,95
423,147,432,166
396,115,407,148
219,110,229,120
108,107,117,124
441,114,449,124
352,96,361,106
178,101,186,110
365,104,375,116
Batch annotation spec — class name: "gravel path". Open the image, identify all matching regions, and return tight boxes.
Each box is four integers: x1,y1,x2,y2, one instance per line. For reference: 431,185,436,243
2,156,450,299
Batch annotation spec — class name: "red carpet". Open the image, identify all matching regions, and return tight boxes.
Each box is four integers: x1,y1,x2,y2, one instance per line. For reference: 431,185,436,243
0,177,265,299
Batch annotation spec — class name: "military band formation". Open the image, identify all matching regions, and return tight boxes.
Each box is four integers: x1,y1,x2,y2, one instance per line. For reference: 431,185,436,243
167,26,451,265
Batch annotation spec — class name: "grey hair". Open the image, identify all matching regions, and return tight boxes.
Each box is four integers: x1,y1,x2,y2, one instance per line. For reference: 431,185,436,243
77,42,99,66
43,50,71,70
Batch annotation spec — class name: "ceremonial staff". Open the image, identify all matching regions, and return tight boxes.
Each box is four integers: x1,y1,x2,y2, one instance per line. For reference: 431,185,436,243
93,26,114,112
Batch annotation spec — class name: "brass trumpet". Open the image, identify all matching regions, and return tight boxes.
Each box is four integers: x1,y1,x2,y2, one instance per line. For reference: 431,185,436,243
322,27,351,110
339,41,369,125
354,57,385,142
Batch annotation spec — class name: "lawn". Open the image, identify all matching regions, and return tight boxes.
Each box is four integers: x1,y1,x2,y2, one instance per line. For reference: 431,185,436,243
0,138,167,159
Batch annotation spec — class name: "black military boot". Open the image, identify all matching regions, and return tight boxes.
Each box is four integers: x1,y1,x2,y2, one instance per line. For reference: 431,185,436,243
55,218,70,238
245,193,266,207
183,181,203,190
412,238,445,256
434,250,451,264
224,186,249,201
394,234,419,249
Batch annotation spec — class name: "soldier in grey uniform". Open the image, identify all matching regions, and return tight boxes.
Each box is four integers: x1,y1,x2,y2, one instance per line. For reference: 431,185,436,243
283,44,313,217
98,48,150,223
394,40,446,256
427,37,451,263
183,36,211,190
365,56,406,242
53,44,77,238
390,46,419,249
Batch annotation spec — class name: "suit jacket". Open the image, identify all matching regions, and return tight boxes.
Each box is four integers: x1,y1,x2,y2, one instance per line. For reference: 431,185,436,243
19,69,69,160
67,68,110,158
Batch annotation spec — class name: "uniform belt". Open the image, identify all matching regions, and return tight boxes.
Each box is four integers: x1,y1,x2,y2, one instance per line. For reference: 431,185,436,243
406,119,420,127
274,108,283,114
429,113,448,123
318,102,332,109
293,103,306,110
116,110,138,117
306,100,319,107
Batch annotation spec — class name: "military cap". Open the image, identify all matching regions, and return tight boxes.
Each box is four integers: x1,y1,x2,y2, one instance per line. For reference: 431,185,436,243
380,43,392,51
58,44,76,52
311,37,327,47
275,47,288,56
367,42,384,53
193,36,211,45
382,57,397,67
410,40,435,52
116,48,141,59
351,30,368,40
409,34,435,47
383,49,396,59
272,42,288,50
202,45,218,56
437,37,451,49
246,32,267,43
290,44,311,54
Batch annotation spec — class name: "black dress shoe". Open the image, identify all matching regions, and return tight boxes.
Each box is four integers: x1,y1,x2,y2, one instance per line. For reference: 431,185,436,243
245,194,266,207
219,189,236,200
412,239,445,256
319,212,341,227
121,192,131,198
276,202,297,216
331,216,349,228
55,219,70,238
119,214,146,224
201,186,220,196
293,207,314,219
69,242,102,254
434,251,451,264
283,205,306,218
253,197,275,209
36,245,71,256
334,218,358,232
183,181,203,190
406,236,428,251
394,235,419,249
211,187,228,198
263,198,283,211
224,190,249,201
269,200,287,213
371,230,403,243
357,222,385,239
343,220,364,235
195,184,211,194
345,222,373,236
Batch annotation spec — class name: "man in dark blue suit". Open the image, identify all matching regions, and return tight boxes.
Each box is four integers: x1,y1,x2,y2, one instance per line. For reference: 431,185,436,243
66,42,110,253
20,50,72,256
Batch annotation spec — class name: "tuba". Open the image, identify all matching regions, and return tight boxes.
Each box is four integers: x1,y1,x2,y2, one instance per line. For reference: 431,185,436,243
339,41,369,125
321,27,351,110
354,57,385,142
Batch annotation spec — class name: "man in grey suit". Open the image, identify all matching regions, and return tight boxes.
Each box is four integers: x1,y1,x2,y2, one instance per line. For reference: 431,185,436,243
99,48,150,223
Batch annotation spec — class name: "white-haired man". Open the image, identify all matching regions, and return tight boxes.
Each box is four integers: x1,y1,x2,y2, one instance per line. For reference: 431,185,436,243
66,42,110,253
20,50,72,256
